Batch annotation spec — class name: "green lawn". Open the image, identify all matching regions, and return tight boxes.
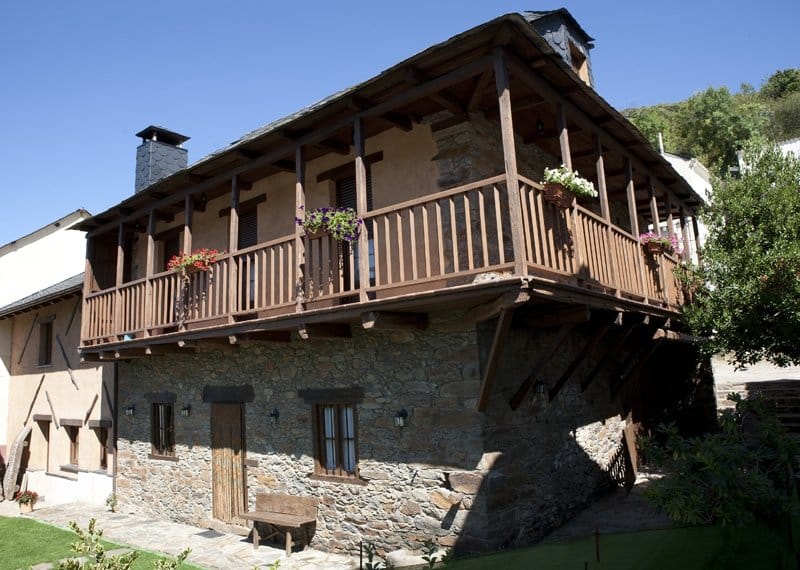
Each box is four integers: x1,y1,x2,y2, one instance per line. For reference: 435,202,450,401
448,522,797,570
0,516,200,570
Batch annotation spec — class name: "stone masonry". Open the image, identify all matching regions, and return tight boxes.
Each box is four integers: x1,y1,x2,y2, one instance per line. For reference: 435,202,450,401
115,310,632,557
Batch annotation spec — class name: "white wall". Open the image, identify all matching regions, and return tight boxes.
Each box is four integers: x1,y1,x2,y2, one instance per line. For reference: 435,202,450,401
0,321,9,450
0,212,88,307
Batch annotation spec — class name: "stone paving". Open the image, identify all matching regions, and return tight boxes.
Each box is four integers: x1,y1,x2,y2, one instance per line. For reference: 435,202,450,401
7,501,358,570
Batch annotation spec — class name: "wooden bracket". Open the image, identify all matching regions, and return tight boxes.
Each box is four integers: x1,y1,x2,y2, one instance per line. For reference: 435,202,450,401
45,390,59,429
548,318,618,403
610,339,664,400
17,313,39,365
55,335,79,390
361,311,428,331
442,285,530,330
23,374,46,425
477,309,514,411
509,322,575,410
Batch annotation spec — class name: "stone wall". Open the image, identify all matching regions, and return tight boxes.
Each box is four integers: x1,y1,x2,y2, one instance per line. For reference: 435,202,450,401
116,319,492,555
115,309,645,556
476,318,624,551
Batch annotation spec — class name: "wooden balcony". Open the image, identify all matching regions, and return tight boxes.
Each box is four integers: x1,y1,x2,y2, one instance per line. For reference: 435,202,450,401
81,174,685,349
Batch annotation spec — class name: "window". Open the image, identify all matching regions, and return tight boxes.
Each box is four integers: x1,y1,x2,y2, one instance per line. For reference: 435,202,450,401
299,388,363,481
66,427,79,465
97,428,108,470
151,403,175,457
316,404,358,477
38,320,53,366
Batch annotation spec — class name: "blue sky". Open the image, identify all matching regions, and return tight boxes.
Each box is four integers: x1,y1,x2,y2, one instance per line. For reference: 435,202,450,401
1,0,797,246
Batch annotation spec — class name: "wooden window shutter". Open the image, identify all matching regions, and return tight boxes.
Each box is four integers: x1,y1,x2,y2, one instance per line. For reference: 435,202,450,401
238,209,258,249
336,174,373,211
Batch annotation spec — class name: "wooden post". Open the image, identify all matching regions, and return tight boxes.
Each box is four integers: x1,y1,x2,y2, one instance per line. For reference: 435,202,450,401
679,206,691,262
493,49,527,276
228,176,240,319
113,224,125,340
664,190,675,241
557,103,572,170
81,237,96,344
594,135,610,221
354,118,370,303
692,215,703,263
595,134,618,294
625,159,646,298
648,177,661,232
295,145,306,311
183,195,194,253
648,178,666,295
143,211,156,336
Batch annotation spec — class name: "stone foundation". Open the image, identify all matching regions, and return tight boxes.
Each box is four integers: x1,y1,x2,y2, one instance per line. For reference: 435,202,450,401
114,311,645,556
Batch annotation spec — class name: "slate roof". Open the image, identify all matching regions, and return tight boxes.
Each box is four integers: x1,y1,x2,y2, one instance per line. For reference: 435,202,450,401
0,273,84,320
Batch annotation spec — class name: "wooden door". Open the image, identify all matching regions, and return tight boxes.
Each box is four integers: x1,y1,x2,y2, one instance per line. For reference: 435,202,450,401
211,403,247,523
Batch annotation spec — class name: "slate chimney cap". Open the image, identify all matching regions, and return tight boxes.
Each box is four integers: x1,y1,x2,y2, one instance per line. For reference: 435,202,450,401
135,126,190,147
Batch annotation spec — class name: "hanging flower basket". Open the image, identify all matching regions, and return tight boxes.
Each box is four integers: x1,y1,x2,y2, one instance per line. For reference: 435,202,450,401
296,206,362,243
167,249,223,278
540,165,597,209
542,183,576,209
639,232,678,256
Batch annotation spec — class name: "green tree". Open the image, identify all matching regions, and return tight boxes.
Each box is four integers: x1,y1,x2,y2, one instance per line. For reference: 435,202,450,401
677,87,767,174
685,143,800,367
761,68,800,100
624,103,683,153
771,91,800,140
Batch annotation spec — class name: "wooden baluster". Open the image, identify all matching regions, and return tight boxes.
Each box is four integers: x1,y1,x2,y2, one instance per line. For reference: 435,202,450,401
435,201,445,274
464,194,474,271
410,208,419,279
397,211,405,282
478,189,489,267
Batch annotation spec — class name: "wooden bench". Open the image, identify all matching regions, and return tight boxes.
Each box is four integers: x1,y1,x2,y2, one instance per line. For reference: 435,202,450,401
240,493,319,556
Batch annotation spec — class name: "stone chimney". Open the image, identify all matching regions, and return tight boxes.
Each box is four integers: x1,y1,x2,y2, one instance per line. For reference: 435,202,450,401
524,9,595,87
134,126,190,193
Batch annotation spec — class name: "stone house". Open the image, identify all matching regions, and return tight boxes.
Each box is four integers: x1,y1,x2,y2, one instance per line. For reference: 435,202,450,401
0,211,114,506
75,11,710,555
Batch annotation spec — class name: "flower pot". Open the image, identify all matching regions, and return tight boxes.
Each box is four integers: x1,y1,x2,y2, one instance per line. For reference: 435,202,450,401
304,229,329,240
642,241,671,255
542,183,575,209
19,502,33,514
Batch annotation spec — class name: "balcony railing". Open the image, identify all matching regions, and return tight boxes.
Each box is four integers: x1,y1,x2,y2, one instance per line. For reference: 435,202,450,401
82,174,685,346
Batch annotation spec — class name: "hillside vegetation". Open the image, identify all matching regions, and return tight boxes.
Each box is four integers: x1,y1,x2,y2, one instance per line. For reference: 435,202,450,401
623,68,800,176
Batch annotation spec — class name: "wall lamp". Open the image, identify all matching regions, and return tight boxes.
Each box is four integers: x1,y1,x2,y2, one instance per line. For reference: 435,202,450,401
269,408,280,426
124,404,135,417
180,405,192,418
394,409,409,428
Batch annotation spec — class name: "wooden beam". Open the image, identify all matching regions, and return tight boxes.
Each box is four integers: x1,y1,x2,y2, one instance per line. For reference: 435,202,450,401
45,390,59,428
298,323,352,340
23,374,46,425
228,176,240,319
361,311,428,331
55,335,79,390
354,117,370,303
652,328,704,344
465,286,530,325
581,322,641,392
509,322,575,410
557,103,572,170
611,339,664,399
295,145,306,311
493,49,526,277
548,320,616,402
65,298,80,335
405,67,466,118
468,69,493,111
84,393,99,424
477,309,514,411
17,313,39,365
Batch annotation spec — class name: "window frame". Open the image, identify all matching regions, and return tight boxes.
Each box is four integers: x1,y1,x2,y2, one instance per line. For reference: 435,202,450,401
299,388,365,484
150,402,175,459
66,426,79,466
37,318,54,367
